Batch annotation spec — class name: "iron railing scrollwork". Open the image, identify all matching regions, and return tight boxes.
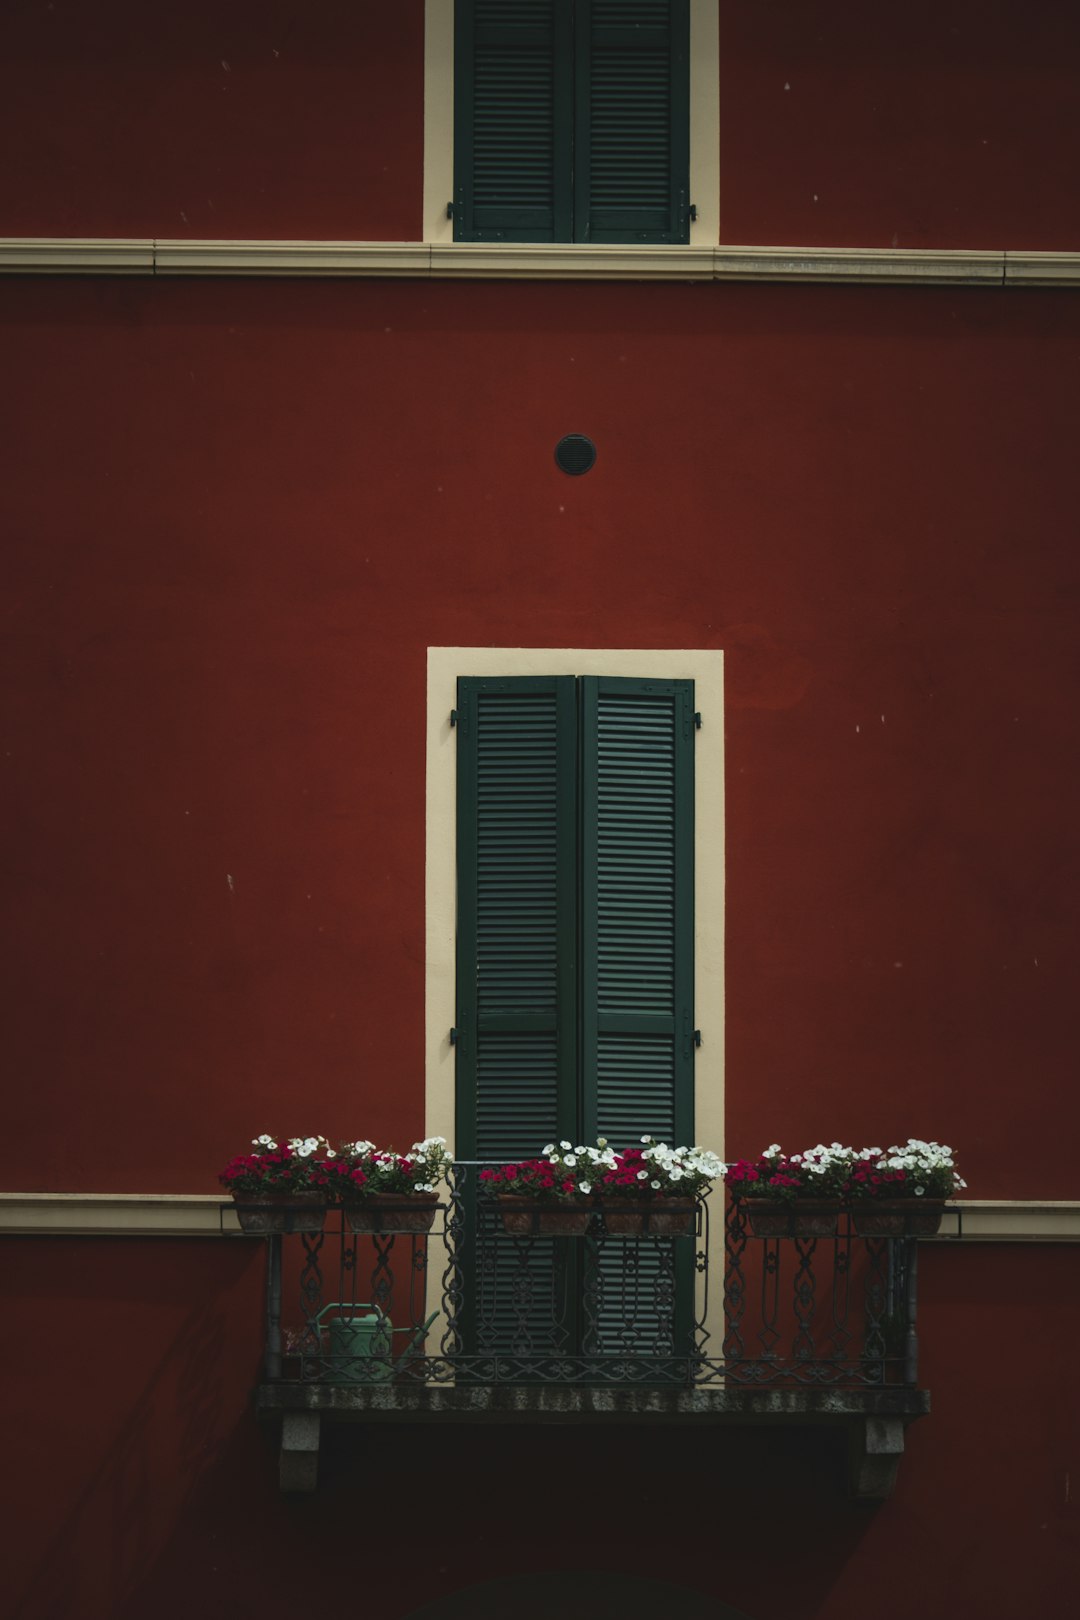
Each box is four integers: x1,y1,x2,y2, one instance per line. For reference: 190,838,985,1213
257,1162,929,1390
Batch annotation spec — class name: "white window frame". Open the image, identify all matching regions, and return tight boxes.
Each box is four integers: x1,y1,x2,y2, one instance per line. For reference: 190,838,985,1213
424,646,725,1161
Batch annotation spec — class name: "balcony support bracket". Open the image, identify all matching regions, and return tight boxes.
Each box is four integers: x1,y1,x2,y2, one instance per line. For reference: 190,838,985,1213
848,1416,905,1500
279,1410,320,1493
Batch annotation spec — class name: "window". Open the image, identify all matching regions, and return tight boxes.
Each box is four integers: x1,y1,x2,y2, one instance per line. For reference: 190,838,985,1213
454,674,695,1158
423,645,724,1164
453,0,691,244
425,647,724,1351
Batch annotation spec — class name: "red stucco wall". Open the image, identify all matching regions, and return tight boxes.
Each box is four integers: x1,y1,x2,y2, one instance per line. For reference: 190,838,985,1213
3,12,1078,1616
4,1239,1078,1620
2,277,1077,1197
0,0,425,240
3,2,1080,248
718,0,1080,249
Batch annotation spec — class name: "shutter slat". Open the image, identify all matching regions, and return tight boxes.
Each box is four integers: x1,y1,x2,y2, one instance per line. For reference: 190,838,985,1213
455,0,574,242
574,0,690,244
458,667,695,1368
581,674,695,1145
456,676,578,1159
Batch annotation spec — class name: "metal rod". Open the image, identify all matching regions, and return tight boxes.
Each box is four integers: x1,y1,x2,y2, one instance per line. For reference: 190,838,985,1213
265,1234,283,1381
904,1238,919,1386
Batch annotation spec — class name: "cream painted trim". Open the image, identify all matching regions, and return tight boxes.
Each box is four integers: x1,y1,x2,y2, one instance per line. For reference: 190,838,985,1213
426,242,713,277
155,240,431,276
423,0,455,245
2,1192,1078,1241
939,1202,1080,1243
5,239,1080,284
713,245,1005,285
0,237,154,273
690,0,720,246
0,1192,243,1236
1003,251,1080,285
422,0,722,249
425,647,725,1162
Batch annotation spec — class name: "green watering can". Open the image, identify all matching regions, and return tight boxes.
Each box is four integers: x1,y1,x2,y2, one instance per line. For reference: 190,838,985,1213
314,1302,439,1384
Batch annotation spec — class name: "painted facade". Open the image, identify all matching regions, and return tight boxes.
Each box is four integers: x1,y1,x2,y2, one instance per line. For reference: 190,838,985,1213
2,5,1078,1617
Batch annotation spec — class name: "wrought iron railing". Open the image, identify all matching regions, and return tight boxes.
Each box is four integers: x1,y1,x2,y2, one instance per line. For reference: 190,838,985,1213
256,1162,931,1391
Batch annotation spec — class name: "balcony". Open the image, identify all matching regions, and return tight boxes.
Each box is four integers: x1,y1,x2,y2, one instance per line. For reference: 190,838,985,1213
247,1163,946,1496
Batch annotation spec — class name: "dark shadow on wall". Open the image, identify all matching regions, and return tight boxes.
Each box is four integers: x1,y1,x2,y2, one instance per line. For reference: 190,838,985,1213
111,1420,878,1620
7,1239,262,1620
403,1572,753,1620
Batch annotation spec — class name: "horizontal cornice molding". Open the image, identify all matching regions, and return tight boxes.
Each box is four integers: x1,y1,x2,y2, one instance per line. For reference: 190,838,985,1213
1,238,1079,286
933,1201,1080,1243
0,1192,242,1237
1,1193,1078,1240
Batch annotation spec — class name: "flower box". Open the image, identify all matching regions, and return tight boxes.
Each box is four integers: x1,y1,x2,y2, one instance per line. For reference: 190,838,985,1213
232,1192,327,1235
496,1196,595,1236
742,1199,840,1239
345,1193,440,1234
599,1198,697,1236
850,1200,947,1237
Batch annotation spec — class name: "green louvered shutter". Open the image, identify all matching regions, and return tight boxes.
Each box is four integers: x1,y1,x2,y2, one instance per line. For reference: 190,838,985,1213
455,0,689,246
580,676,695,1148
456,673,695,1373
455,676,579,1160
573,0,690,243
580,675,695,1364
456,676,579,1369
454,0,574,242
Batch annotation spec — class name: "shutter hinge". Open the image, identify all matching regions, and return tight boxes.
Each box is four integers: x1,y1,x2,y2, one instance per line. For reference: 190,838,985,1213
449,1027,459,1045
689,203,698,223
446,202,454,219
450,709,458,727
694,1030,702,1048
694,711,702,730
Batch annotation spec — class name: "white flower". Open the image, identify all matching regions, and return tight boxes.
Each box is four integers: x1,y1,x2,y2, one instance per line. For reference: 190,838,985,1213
564,1154,577,1167
597,1137,608,1148
636,1170,648,1181
253,1134,278,1150
914,1185,925,1196
542,1144,555,1156
650,1179,661,1190
289,1136,321,1158
560,1140,572,1150
580,1182,592,1195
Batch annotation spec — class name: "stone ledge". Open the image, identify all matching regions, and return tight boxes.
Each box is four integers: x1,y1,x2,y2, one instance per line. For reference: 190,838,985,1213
2,1193,1075,1240
0,1192,241,1237
259,1381,929,1498
256,1381,929,1423
2,238,1080,287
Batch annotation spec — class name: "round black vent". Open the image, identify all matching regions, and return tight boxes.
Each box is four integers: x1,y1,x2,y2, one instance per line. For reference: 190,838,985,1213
555,434,597,476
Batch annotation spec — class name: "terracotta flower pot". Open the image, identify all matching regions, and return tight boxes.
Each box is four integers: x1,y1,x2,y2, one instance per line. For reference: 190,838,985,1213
741,1199,840,1238
496,1196,595,1236
232,1192,327,1234
850,1199,946,1237
600,1198,697,1236
344,1192,440,1234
